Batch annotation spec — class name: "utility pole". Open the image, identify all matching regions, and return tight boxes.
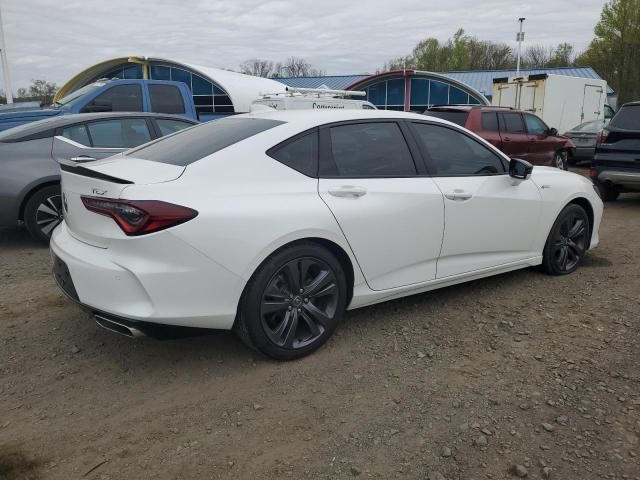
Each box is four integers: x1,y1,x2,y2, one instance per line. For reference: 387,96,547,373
516,17,526,76
0,4,13,103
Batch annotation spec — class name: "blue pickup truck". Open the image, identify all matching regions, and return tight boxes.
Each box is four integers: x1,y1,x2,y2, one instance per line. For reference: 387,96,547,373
0,79,197,131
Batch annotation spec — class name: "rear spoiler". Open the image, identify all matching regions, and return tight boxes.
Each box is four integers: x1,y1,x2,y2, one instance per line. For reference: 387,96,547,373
59,160,133,185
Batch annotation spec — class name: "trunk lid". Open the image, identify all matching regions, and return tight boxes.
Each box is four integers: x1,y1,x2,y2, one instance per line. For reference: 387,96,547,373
60,157,185,248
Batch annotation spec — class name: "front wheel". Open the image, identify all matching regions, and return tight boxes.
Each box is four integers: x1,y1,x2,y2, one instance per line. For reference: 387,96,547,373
23,184,63,244
542,204,590,275
554,151,568,170
235,243,347,360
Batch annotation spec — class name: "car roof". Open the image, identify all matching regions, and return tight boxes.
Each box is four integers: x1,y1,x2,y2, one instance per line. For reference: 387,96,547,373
427,105,518,112
0,112,198,142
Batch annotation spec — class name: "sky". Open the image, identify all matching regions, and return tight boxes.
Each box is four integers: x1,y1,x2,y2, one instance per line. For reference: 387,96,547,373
0,0,607,92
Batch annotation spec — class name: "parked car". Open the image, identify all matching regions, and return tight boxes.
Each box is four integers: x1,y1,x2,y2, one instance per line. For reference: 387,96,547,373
565,119,608,163
0,112,198,242
51,109,602,360
0,79,198,131
425,106,575,170
591,101,640,201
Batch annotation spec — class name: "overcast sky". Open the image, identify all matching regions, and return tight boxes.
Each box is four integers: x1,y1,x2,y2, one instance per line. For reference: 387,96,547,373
1,0,606,91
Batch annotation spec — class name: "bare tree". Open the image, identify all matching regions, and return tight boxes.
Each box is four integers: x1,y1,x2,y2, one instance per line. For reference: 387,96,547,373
273,57,324,77
523,44,554,68
239,58,274,78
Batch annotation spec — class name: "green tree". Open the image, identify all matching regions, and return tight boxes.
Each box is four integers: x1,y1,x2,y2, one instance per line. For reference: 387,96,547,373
577,0,640,104
23,79,58,105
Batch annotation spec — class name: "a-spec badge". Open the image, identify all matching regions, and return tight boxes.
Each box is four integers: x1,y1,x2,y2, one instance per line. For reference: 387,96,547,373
91,188,107,196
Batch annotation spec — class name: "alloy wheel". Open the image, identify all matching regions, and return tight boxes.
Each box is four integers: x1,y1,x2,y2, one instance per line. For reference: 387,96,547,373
36,194,63,238
552,212,587,272
260,257,339,349
554,152,567,170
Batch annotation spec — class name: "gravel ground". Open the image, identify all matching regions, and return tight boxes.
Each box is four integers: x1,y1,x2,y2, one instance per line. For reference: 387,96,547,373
1,172,639,480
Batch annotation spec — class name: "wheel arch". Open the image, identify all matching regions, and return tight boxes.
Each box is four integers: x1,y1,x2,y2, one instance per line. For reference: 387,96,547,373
567,196,595,248
237,236,357,315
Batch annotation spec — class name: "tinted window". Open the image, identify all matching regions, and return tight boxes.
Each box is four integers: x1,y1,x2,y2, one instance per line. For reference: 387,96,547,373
524,114,548,135
156,118,195,136
87,119,151,148
481,112,499,131
82,85,143,112
62,124,91,146
327,122,416,177
501,113,526,133
610,105,640,130
268,132,317,177
149,85,186,114
425,110,469,127
412,122,506,176
127,118,284,166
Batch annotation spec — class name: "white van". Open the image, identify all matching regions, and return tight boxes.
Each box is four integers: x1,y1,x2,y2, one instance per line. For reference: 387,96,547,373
251,87,377,112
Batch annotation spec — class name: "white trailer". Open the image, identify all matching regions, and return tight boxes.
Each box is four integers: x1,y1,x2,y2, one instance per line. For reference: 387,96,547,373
491,74,610,133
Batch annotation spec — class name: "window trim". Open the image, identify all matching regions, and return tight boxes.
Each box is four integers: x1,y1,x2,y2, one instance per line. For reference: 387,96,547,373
408,120,509,177
266,127,319,178
56,117,155,147
318,119,421,179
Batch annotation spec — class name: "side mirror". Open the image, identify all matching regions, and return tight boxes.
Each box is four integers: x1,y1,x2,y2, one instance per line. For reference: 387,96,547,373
547,127,558,136
82,99,112,113
509,158,533,180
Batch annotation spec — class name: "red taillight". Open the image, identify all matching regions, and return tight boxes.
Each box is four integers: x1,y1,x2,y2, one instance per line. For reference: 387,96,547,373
589,167,598,179
596,128,609,144
81,196,198,236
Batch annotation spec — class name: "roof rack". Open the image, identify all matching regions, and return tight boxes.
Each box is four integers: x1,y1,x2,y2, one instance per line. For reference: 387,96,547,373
259,87,366,99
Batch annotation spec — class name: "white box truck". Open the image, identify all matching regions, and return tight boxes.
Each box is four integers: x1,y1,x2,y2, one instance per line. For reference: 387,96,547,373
491,74,612,133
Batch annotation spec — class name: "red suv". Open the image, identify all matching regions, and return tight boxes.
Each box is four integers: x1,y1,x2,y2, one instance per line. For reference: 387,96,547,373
425,106,575,170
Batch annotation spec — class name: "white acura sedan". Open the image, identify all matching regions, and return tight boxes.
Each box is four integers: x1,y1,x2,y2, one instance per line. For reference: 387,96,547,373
51,110,603,360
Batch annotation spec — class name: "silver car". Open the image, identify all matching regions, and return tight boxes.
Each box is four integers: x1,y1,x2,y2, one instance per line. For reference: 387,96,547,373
0,112,197,243
565,119,608,164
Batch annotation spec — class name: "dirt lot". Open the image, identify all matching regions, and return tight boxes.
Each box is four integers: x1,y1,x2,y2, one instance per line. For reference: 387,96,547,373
1,173,639,480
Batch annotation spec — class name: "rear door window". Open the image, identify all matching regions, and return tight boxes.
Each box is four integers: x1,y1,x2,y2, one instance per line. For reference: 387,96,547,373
149,85,186,114
501,113,526,133
87,119,152,148
481,112,499,131
324,122,416,177
62,124,91,146
127,117,285,165
82,84,143,112
610,106,640,130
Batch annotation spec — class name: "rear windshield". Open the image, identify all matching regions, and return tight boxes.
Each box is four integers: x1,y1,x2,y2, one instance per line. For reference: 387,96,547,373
126,117,285,166
610,105,640,130
424,110,469,127
570,120,606,133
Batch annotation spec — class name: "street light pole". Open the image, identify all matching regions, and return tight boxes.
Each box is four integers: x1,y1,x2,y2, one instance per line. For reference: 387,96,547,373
516,17,526,76
0,4,13,104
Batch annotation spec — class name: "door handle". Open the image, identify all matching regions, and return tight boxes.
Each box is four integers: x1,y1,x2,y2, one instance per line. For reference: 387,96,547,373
70,155,97,163
328,186,367,198
503,136,511,142
444,190,473,201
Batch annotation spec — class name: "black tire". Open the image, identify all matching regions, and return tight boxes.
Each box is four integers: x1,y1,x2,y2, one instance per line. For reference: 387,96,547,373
596,181,620,202
554,151,568,170
542,204,590,275
235,242,347,360
23,184,62,244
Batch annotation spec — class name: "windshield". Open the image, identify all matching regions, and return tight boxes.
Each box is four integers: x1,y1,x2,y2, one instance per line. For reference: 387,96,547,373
0,115,61,142
570,120,606,133
55,83,103,108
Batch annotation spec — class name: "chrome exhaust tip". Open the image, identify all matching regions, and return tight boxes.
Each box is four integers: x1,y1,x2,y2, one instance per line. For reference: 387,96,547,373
95,314,145,338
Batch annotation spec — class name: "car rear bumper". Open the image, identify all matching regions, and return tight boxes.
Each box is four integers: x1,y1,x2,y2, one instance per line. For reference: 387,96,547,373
597,169,640,190
572,146,596,160
50,222,244,330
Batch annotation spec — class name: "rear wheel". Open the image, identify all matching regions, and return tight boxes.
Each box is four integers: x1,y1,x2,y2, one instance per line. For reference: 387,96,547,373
554,151,568,170
542,204,590,275
235,243,347,360
23,185,62,244
596,181,620,202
